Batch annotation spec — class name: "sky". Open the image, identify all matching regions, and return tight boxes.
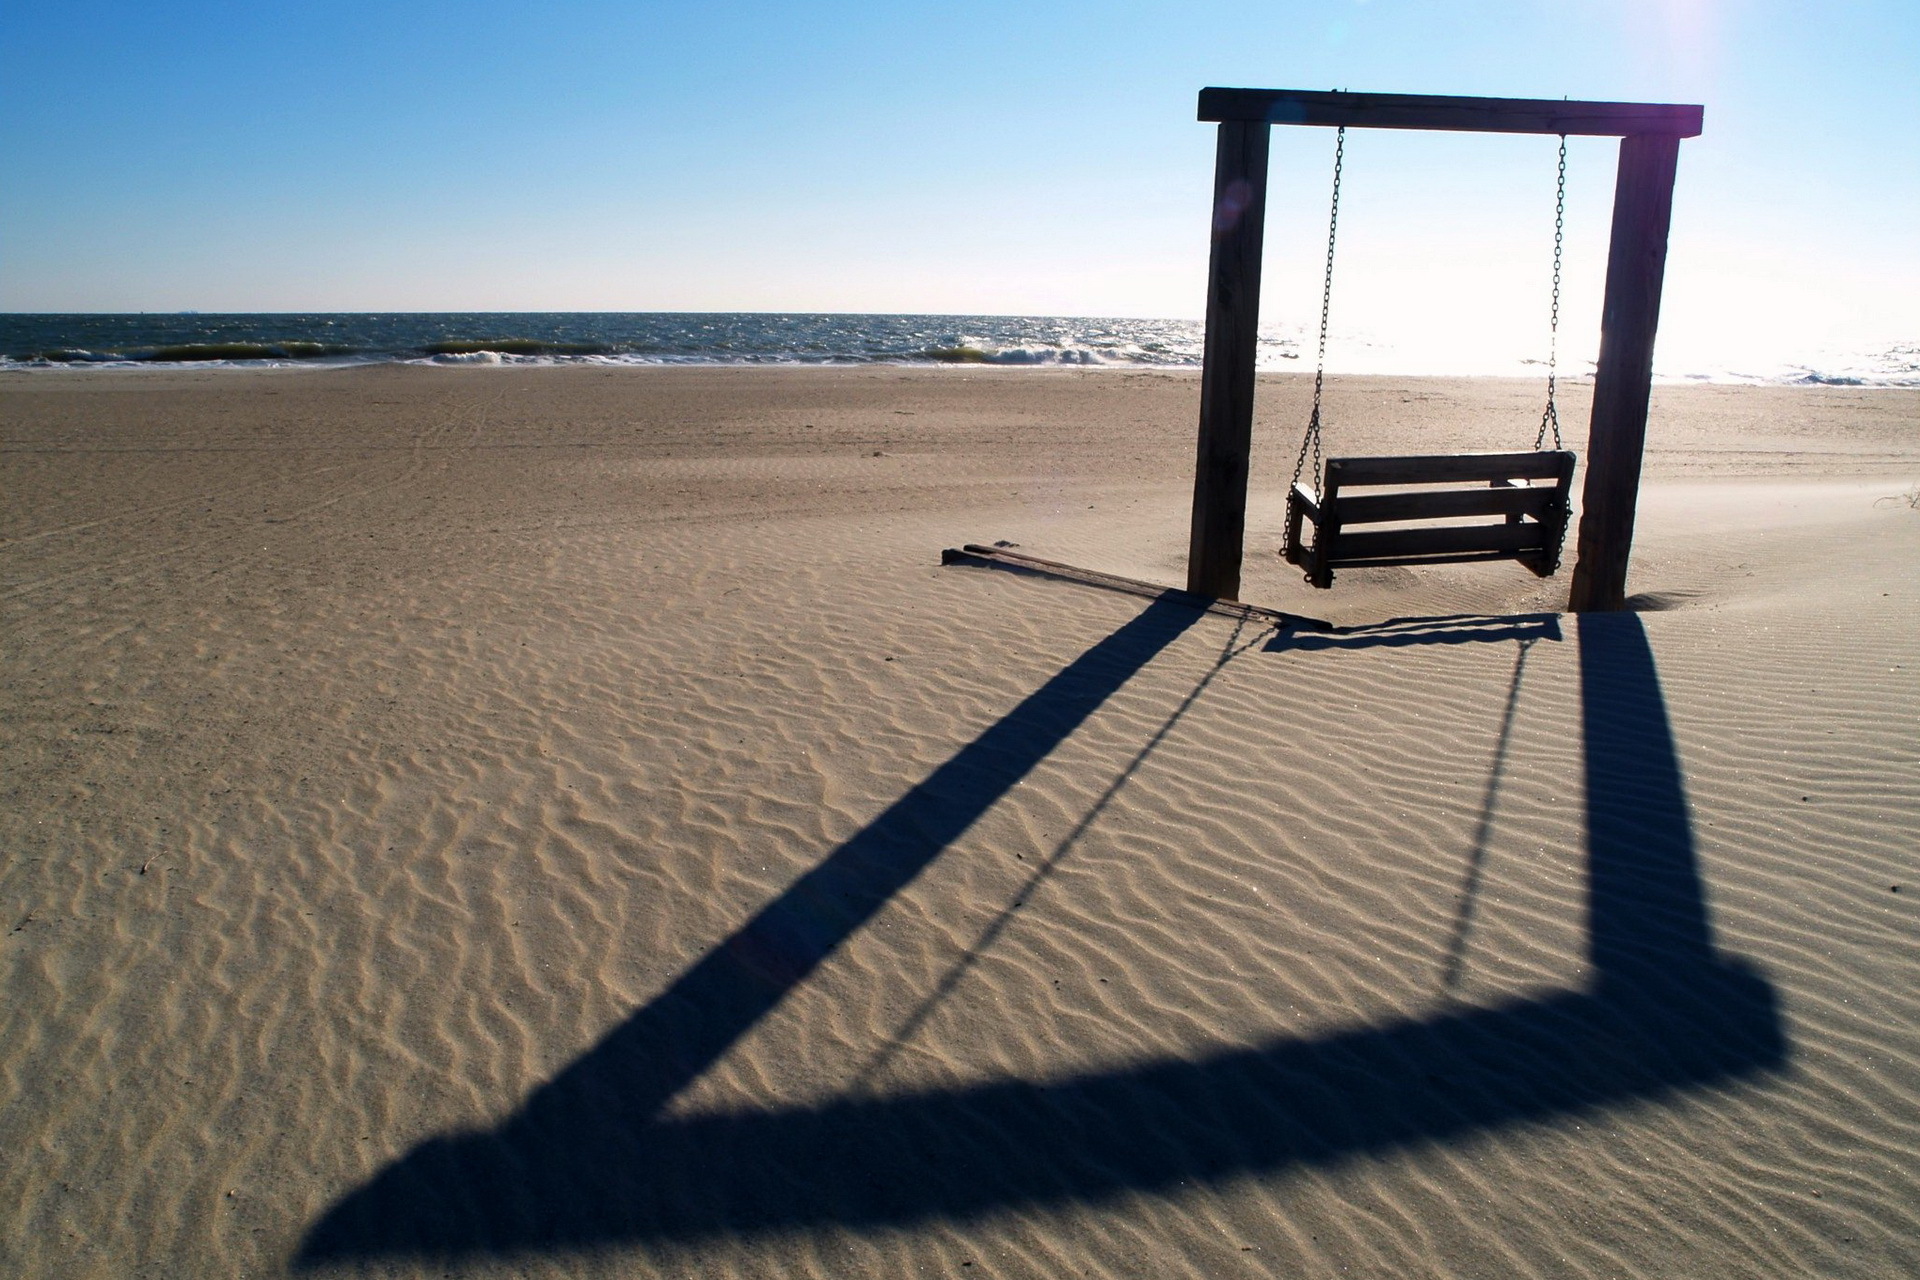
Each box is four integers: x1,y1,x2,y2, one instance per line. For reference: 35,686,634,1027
2,1,1916,371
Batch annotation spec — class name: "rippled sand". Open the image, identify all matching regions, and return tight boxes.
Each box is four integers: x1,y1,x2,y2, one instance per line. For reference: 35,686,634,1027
3,366,1917,1278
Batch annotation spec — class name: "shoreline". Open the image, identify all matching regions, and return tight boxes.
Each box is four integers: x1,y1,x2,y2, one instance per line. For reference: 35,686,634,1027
8,360,1920,391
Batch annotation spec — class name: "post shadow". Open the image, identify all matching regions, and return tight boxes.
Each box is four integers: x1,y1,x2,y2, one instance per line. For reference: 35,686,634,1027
298,609,1783,1265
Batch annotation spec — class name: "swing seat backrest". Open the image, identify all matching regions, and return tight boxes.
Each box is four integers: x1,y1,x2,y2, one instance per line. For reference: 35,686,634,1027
1284,450,1576,588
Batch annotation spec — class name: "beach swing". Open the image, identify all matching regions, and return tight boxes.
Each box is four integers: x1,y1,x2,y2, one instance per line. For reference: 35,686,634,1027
1282,128,1577,589
954,90,1696,616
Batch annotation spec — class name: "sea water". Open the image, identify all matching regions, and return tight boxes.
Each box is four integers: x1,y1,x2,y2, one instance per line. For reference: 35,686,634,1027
1,313,1913,387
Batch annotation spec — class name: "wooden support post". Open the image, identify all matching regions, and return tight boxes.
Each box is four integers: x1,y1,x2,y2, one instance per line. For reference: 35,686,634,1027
1568,133,1682,612
1186,119,1270,601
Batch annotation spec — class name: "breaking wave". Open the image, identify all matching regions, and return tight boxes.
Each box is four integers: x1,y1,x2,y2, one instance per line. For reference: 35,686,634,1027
1,313,1912,386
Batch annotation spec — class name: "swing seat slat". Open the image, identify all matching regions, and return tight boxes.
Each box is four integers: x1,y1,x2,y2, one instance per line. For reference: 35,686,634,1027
1334,522,1549,559
1328,450,1570,485
1285,449,1575,588
1334,483,1560,523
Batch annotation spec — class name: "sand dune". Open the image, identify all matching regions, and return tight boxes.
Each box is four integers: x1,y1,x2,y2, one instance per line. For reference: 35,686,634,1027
2,366,1916,1277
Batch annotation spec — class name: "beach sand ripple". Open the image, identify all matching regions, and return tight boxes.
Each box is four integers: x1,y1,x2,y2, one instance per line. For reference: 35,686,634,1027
3,367,1916,1278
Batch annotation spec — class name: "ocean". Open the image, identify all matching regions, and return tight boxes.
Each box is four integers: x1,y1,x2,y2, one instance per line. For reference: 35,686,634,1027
1,313,1914,387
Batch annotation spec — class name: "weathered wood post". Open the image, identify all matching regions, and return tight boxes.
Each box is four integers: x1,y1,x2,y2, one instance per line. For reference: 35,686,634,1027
1567,133,1683,612
1186,119,1271,601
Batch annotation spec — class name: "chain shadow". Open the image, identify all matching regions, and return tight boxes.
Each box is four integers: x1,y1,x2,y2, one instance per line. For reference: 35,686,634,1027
297,609,1783,1264
1439,635,1537,991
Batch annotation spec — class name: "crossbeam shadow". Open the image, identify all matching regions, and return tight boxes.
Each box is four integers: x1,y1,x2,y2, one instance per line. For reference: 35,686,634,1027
298,606,1784,1264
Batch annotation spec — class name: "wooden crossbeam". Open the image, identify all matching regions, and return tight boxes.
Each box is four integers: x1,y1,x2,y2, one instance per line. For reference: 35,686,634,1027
1199,88,1702,137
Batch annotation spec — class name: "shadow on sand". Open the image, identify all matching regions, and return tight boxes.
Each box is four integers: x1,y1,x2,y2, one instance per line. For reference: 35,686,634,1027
1264,611,1563,652
297,603,1784,1264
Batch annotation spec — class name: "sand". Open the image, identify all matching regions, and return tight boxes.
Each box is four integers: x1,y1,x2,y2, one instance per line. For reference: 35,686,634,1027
2,364,1916,1278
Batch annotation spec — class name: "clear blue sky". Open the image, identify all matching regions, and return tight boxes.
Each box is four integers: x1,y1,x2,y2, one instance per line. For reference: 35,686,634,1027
3,1,1915,367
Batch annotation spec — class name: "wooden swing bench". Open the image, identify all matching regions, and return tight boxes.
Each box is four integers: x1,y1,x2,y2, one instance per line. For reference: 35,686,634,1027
1284,449,1576,588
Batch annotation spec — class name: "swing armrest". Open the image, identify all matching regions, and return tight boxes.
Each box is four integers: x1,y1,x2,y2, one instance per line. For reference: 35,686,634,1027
1289,483,1323,525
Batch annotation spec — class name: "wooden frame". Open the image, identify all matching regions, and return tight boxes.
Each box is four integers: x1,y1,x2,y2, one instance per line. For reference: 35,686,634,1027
1186,88,1701,611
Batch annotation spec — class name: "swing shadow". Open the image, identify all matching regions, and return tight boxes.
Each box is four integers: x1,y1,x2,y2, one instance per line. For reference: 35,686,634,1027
297,606,1784,1264
1265,612,1562,652
1266,613,1564,991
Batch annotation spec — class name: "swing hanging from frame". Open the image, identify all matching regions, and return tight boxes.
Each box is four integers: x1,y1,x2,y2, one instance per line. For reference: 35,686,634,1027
1184,89,1701,612
1281,127,1577,590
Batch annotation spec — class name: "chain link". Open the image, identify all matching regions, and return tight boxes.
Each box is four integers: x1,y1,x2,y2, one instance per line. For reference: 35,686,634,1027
1534,134,1567,453
1288,125,1345,534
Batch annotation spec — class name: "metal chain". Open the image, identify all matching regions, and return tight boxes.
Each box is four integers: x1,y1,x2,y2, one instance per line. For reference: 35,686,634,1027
1534,134,1567,452
1289,125,1345,512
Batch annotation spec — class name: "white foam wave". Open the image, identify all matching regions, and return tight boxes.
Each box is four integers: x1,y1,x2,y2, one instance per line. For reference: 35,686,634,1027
2,315,1912,386
982,345,1110,365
